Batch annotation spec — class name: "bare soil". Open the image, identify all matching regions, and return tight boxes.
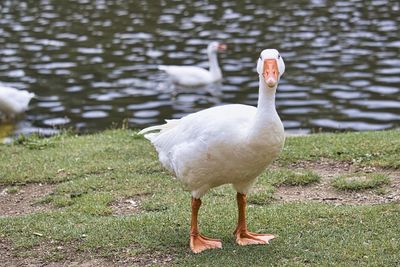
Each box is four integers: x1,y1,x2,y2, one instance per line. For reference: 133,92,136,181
274,159,400,205
0,183,55,217
110,194,152,216
0,238,174,267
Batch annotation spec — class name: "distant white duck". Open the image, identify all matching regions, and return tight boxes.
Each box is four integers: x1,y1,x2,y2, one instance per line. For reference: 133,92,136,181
0,85,35,121
140,49,286,253
158,41,226,87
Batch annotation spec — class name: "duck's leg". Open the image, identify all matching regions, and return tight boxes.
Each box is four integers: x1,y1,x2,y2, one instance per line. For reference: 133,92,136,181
234,192,275,246
190,197,222,253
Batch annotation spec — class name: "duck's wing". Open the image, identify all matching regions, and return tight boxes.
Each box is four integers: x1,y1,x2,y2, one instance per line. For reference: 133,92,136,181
139,104,256,174
158,65,212,86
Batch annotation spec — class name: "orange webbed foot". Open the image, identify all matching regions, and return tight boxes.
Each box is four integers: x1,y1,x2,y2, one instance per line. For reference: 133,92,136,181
234,229,275,246
190,234,222,253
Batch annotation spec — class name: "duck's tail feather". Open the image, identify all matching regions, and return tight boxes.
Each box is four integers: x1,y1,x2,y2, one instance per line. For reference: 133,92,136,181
138,119,180,141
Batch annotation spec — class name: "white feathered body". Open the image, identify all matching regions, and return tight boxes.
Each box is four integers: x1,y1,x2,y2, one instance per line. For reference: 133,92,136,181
0,86,35,119
158,41,224,87
142,103,284,198
158,65,219,87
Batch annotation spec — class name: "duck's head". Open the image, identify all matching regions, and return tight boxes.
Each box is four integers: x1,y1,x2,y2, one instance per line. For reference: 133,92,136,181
207,41,227,54
256,49,285,88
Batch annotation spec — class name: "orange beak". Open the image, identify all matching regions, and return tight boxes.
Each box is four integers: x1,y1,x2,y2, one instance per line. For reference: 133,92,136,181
218,44,227,51
262,59,279,87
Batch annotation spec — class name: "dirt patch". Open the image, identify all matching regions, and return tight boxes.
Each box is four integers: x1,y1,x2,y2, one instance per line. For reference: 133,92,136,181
113,250,176,266
274,160,400,205
110,193,151,216
0,183,55,217
0,239,175,267
0,254,115,267
0,239,15,266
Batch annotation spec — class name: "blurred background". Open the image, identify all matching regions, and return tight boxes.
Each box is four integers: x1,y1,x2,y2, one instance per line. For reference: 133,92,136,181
0,0,399,138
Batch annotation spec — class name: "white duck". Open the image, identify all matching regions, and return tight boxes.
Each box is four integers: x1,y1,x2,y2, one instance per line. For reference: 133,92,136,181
158,41,226,87
140,49,285,253
0,85,35,121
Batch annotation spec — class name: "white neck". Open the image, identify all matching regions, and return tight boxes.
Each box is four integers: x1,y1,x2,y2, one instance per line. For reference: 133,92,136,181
208,51,222,81
248,77,281,139
257,77,278,112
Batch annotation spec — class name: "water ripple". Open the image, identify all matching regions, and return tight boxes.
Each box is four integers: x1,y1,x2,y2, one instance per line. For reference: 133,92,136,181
0,0,399,134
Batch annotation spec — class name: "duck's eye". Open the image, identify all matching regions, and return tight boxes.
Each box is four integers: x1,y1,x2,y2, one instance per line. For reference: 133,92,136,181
278,54,281,59
259,56,262,60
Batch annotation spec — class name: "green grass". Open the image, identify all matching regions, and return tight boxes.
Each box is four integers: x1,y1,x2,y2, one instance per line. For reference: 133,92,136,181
280,130,400,168
332,173,391,191
266,169,321,186
4,186,20,194
0,129,399,266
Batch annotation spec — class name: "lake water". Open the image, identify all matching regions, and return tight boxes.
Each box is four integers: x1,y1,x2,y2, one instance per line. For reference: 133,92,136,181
0,0,399,136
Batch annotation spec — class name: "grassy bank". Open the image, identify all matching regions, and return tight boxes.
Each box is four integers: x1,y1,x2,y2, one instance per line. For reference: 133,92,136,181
0,130,399,266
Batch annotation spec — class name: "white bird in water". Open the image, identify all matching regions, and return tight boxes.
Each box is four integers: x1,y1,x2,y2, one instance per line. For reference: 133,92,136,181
158,41,226,87
140,48,286,253
0,85,35,122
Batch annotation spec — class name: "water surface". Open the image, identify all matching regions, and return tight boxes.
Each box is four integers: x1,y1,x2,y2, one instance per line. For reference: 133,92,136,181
0,0,399,136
